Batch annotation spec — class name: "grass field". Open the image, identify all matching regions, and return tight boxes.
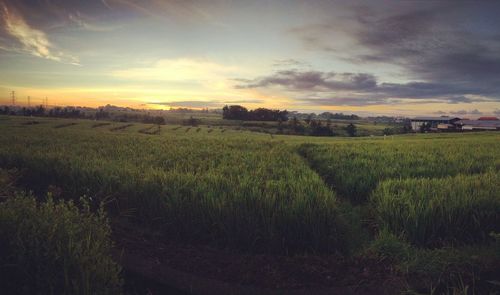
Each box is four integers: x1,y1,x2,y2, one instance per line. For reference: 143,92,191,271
0,114,499,293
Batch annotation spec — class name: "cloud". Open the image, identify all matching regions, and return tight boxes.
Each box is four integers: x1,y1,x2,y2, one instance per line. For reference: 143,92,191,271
148,99,264,108
236,69,491,106
112,58,238,82
0,2,79,65
469,109,483,115
272,59,307,68
104,0,229,27
449,109,483,116
446,96,473,104
494,109,500,116
288,23,339,52
237,70,377,91
68,12,122,32
149,100,223,108
353,5,500,90
450,110,467,115
287,3,500,102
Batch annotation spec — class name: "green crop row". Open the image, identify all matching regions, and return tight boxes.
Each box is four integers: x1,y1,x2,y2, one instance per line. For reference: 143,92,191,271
372,172,500,246
0,120,348,254
298,135,500,203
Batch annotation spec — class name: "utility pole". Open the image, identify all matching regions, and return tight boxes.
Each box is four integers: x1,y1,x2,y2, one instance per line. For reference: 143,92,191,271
11,91,15,106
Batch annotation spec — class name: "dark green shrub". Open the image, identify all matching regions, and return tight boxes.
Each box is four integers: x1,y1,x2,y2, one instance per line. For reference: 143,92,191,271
0,193,122,294
367,229,410,262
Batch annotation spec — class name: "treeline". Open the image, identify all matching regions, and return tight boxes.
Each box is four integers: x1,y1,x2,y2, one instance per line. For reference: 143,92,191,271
317,112,360,120
291,112,360,121
222,105,288,121
288,117,357,137
0,105,166,125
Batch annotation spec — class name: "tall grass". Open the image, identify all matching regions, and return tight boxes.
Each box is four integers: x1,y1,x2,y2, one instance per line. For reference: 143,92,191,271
371,172,500,246
299,137,500,202
0,193,122,294
0,121,348,254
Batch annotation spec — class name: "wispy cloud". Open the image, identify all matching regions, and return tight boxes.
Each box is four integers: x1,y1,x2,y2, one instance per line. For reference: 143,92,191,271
112,58,238,82
0,2,79,65
148,98,264,108
68,12,122,32
105,0,229,27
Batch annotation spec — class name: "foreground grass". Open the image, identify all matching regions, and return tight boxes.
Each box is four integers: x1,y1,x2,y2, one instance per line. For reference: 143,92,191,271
0,192,122,294
298,134,500,203
0,116,348,254
1,115,499,293
372,172,500,246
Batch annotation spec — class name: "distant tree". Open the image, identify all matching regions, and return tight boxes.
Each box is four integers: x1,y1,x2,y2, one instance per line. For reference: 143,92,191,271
318,112,359,120
153,116,166,125
305,115,313,125
184,116,201,126
345,123,357,137
222,105,288,121
222,105,249,120
383,127,394,136
289,116,299,130
310,125,334,137
95,109,110,120
0,106,10,115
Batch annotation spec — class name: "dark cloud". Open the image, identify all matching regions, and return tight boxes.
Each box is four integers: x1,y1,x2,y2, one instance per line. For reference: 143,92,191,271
351,3,500,88
236,69,490,105
237,70,377,91
287,2,500,103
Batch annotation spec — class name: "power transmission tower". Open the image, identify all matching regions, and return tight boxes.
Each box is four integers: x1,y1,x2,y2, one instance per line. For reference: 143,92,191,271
27,96,31,107
11,91,15,106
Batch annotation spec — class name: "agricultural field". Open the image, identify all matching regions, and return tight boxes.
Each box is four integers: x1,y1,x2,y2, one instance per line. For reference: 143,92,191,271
0,115,499,294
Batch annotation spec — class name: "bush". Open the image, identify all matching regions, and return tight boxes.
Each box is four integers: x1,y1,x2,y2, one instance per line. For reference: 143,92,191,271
0,193,122,294
367,229,410,262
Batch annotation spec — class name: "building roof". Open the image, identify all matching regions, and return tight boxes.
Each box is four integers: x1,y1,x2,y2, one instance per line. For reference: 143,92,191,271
411,116,460,122
457,120,500,127
478,116,499,121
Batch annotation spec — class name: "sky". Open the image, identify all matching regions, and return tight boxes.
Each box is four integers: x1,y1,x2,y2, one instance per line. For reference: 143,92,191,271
0,0,500,117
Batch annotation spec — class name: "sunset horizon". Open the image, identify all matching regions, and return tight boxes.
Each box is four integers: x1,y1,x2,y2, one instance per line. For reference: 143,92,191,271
1,2,500,294
1,0,499,117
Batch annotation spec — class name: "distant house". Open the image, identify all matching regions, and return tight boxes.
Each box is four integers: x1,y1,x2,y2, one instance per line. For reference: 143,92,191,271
456,119,500,131
410,117,461,131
